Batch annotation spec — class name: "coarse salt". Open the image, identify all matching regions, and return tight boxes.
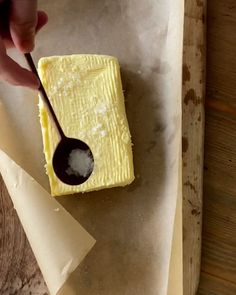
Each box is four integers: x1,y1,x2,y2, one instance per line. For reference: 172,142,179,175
91,123,103,133
100,130,107,137
95,104,107,114
66,149,94,178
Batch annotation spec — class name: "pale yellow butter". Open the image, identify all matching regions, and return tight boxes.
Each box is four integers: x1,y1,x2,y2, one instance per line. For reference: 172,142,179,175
38,54,134,196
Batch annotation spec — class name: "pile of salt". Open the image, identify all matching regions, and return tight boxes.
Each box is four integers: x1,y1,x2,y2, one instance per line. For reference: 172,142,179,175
66,149,94,178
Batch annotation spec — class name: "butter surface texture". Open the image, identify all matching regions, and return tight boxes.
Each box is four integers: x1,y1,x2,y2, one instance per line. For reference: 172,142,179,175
38,55,134,196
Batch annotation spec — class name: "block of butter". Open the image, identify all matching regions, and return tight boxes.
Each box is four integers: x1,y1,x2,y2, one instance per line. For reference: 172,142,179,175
38,54,134,196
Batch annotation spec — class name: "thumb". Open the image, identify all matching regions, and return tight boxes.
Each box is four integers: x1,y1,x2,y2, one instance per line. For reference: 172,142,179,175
9,0,37,53
0,36,39,88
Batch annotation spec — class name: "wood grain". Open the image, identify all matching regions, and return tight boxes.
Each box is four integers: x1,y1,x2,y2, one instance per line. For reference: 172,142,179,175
198,272,236,295
199,111,236,293
198,0,236,293
0,176,48,295
182,0,206,294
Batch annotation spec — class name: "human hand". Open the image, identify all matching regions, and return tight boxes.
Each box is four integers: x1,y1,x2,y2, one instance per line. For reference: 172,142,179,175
0,0,48,88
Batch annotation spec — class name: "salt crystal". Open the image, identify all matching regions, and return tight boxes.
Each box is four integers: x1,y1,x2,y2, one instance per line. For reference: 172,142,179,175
100,130,107,137
95,104,107,114
66,149,94,178
92,123,102,133
54,208,60,212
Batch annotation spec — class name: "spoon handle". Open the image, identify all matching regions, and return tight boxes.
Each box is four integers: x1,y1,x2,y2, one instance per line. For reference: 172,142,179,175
24,53,66,140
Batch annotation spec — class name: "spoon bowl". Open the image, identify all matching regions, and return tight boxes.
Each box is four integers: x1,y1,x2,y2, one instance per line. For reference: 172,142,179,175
53,137,94,185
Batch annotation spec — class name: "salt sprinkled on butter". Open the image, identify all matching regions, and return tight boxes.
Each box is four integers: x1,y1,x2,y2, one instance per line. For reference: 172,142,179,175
66,149,94,178
95,104,107,114
100,130,107,137
92,123,103,134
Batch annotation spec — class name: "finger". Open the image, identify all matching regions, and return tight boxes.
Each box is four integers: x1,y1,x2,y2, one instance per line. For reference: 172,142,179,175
3,10,48,49
35,11,48,32
9,0,37,53
0,37,39,88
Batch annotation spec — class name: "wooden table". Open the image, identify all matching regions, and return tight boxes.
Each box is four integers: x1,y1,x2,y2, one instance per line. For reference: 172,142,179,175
198,0,236,293
0,176,48,293
1,1,235,294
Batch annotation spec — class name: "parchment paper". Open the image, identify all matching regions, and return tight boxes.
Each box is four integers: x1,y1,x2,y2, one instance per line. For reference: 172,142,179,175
0,0,184,294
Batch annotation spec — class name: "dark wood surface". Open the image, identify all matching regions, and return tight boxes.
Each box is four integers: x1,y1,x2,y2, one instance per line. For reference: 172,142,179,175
198,0,236,293
0,176,48,294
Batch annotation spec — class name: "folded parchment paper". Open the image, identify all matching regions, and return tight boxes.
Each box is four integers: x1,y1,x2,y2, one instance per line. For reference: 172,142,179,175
0,0,184,294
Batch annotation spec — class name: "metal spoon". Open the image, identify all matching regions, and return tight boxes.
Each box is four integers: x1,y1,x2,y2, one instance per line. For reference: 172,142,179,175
24,53,94,185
